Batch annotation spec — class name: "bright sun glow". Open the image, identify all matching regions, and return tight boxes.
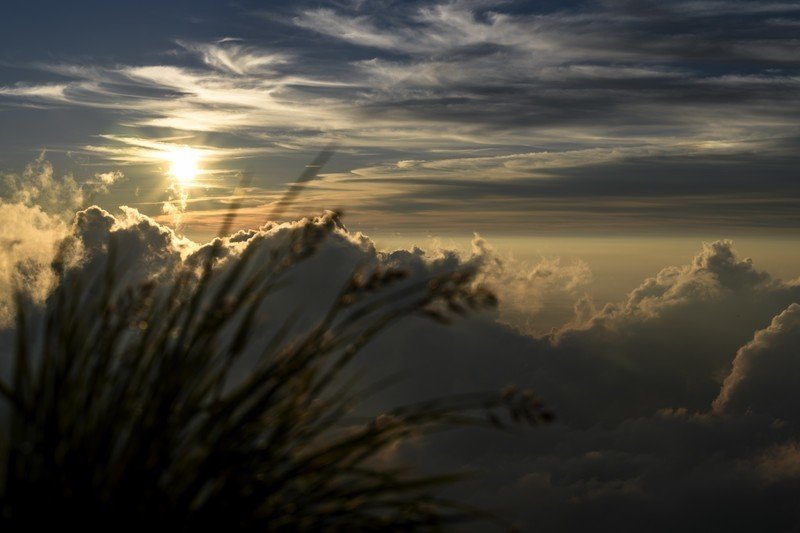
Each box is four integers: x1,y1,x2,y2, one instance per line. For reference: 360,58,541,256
168,146,201,185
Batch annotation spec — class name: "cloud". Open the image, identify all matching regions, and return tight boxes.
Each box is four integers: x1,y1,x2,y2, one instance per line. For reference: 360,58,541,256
713,302,800,420
0,84,69,101
177,40,290,76
1,153,126,213
95,170,124,186
1,0,800,521
0,202,67,327
3,2,799,152
4,193,800,529
282,142,798,232
754,440,800,484
1,2,799,231
472,234,592,333
1,154,82,214
294,9,408,51
534,240,800,424
0,156,126,327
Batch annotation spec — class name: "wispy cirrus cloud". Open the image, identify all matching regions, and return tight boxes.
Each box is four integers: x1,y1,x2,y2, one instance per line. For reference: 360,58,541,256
1,0,799,232
83,134,267,167
4,1,798,147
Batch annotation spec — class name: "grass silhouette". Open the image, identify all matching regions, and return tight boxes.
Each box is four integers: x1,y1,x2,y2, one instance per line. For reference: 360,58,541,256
1,154,552,529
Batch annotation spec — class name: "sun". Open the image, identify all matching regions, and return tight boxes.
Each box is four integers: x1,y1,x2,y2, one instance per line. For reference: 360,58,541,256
168,146,201,185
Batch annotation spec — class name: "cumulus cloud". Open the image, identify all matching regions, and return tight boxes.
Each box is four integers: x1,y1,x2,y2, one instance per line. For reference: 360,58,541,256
534,240,800,423
1,154,82,214
471,234,592,333
754,440,800,484
714,302,800,420
95,170,124,186
55,209,800,530
0,156,125,326
3,169,800,529
1,153,125,214
0,202,67,326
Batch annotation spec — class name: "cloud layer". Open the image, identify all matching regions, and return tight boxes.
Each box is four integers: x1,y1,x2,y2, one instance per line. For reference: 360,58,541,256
1,0,799,231
3,191,800,529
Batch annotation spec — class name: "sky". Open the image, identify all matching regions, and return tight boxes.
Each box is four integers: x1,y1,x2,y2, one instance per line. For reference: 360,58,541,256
3,1,800,530
2,0,800,236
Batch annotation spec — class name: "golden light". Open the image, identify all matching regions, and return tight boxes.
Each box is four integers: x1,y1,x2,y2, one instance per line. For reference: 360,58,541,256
168,146,201,185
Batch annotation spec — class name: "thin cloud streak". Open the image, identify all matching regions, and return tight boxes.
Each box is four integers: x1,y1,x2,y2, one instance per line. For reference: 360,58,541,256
0,0,799,231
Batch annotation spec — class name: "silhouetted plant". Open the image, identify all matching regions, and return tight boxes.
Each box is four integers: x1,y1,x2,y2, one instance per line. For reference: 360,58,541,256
0,216,552,530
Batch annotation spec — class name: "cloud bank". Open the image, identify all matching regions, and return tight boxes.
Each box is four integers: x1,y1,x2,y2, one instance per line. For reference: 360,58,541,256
3,185,800,529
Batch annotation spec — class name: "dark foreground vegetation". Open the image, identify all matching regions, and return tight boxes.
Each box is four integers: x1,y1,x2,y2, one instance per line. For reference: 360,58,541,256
0,217,551,530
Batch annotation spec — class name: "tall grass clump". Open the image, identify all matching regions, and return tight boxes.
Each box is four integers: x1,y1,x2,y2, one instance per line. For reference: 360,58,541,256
0,216,552,529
